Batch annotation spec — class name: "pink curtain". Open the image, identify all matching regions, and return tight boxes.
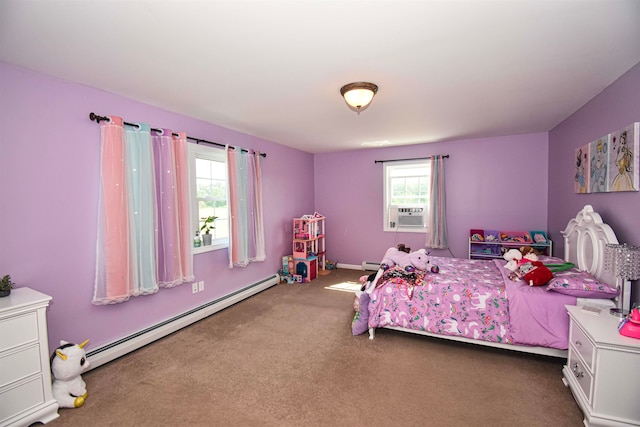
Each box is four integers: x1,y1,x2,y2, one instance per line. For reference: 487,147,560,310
227,147,266,268
93,118,193,304
152,129,183,287
93,116,132,304
173,132,194,282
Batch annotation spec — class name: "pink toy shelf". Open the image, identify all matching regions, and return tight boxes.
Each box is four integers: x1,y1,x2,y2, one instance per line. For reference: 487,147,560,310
289,212,326,282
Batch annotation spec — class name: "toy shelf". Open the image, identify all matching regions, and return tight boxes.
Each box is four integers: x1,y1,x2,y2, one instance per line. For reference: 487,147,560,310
468,229,552,260
287,213,326,282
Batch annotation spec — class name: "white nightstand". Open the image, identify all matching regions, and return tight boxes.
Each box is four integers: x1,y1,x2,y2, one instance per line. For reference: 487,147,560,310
563,305,640,427
0,288,59,426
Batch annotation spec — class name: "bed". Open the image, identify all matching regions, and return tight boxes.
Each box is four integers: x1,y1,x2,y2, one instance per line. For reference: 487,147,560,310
354,205,625,358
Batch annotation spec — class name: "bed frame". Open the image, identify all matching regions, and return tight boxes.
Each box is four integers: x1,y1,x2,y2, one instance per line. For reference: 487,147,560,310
368,205,624,358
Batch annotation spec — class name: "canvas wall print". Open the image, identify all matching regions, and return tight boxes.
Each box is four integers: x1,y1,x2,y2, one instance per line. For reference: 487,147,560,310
574,143,590,193
589,134,610,193
609,122,639,192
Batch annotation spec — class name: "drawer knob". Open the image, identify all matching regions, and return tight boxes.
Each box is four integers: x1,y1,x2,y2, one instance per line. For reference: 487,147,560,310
575,340,582,347
572,363,584,378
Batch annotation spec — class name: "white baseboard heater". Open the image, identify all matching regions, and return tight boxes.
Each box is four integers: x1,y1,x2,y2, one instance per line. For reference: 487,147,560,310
361,261,380,271
86,274,279,370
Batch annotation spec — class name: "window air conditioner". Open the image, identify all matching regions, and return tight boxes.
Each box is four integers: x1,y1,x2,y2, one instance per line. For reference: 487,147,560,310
396,207,425,228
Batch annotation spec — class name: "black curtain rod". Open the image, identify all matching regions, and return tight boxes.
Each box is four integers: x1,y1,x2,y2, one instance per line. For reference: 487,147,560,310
374,154,449,164
89,112,266,157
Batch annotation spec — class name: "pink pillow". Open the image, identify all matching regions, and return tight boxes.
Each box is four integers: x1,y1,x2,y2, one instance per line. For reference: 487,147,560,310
352,292,370,335
546,269,619,298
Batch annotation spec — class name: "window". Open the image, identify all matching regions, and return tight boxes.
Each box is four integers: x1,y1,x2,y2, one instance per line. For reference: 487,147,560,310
383,160,431,232
188,143,229,252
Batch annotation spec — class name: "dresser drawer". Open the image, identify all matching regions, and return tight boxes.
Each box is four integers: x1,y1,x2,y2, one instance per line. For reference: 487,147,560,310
0,376,45,422
0,312,38,352
570,321,595,371
0,343,42,387
568,349,593,403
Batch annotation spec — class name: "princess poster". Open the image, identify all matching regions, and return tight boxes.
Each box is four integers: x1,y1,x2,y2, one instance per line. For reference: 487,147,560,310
589,134,610,193
609,122,639,192
574,143,590,193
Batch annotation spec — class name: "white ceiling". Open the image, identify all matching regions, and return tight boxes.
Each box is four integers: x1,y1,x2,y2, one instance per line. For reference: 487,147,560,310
1,1,639,154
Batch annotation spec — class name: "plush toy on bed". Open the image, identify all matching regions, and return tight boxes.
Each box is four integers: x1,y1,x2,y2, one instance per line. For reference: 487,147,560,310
503,248,523,272
503,248,552,286
50,339,90,408
380,245,438,273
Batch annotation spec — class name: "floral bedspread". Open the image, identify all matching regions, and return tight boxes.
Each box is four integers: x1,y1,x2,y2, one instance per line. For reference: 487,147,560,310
367,256,514,345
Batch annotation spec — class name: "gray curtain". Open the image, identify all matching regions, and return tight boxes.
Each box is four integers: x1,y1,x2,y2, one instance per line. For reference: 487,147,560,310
426,155,448,249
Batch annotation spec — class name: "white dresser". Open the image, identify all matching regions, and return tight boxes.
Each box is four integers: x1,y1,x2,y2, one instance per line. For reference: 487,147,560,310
563,305,640,427
0,288,59,426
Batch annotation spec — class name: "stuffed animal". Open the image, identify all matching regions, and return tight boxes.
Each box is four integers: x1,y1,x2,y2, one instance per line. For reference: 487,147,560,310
51,340,90,408
380,246,437,272
504,248,552,286
503,248,522,272
517,260,553,286
519,246,542,258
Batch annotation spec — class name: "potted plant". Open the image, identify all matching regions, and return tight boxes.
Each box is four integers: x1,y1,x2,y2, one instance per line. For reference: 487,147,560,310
0,275,14,297
200,216,218,246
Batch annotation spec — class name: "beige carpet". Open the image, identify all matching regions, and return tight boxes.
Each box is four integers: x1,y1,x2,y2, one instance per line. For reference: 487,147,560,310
49,268,583,426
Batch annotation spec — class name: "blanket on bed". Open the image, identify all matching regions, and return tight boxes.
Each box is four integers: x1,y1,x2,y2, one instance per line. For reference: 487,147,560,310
366,256,577,349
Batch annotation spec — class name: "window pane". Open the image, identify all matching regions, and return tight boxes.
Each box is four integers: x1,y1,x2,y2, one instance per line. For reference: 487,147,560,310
384,160,431,232
196,178,212,198
211,161,226,180
194,155,228,241
196,158,211,178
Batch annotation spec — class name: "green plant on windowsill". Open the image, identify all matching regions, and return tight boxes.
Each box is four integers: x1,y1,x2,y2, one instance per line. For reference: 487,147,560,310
0,274,14,297
200,216,218,235
200,216,218,246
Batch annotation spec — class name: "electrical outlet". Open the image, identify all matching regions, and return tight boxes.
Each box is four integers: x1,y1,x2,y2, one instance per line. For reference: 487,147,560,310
192,282,198,294
198,281,204,292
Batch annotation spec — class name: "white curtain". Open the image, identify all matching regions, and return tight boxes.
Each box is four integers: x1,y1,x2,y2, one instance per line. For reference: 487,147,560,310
426,155,448,249
226,146,266,268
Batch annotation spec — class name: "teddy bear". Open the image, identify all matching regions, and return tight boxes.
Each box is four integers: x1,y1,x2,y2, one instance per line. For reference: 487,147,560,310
380,245,437,273
51,339,90,408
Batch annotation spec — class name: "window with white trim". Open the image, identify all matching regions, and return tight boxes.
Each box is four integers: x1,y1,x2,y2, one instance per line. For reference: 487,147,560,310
188,143,229,252
383,160,430,232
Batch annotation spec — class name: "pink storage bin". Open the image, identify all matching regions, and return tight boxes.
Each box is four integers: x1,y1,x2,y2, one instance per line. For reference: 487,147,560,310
470,229,484,241
499,231,532,244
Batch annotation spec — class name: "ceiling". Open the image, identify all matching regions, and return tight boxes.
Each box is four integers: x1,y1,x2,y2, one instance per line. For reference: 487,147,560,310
1,1,640,154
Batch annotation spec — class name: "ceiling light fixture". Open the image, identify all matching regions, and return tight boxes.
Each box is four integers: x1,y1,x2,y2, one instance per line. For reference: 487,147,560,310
340,82,378,114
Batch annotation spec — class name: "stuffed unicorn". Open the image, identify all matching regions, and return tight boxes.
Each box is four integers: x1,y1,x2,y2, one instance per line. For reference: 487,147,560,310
380,246,436,272
50,339,90,408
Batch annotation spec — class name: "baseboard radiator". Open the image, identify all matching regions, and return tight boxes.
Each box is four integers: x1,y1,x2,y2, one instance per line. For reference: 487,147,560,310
361,261,380,271
86,274,279,370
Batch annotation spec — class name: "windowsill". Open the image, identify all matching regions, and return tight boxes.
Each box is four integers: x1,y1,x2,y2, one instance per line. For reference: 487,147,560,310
192,243,227,254
384,228,428,233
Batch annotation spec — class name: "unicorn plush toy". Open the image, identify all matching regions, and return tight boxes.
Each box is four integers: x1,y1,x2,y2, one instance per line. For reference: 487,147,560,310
50,340,90,408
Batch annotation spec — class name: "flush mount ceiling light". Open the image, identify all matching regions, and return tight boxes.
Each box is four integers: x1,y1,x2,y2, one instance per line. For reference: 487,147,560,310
340,82,378,114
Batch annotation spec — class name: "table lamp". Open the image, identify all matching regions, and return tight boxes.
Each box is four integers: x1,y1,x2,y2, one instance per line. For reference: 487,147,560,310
604,243,640,317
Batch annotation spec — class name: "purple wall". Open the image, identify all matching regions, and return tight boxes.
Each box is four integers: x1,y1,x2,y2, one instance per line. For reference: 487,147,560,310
314,133,550,266
0,62,314,353
3,57,637,355
548,61,640,304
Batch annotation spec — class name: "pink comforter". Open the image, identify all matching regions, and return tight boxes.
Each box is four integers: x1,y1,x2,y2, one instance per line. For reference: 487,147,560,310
367,256,577,349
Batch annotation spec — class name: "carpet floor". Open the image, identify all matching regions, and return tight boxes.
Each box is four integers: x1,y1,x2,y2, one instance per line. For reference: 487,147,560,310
49,268,583,427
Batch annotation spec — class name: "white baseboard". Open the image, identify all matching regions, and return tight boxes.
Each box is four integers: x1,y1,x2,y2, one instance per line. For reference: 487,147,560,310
333,262,380,271
336,263,362,270
86,274,279,370
361,261,381,271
